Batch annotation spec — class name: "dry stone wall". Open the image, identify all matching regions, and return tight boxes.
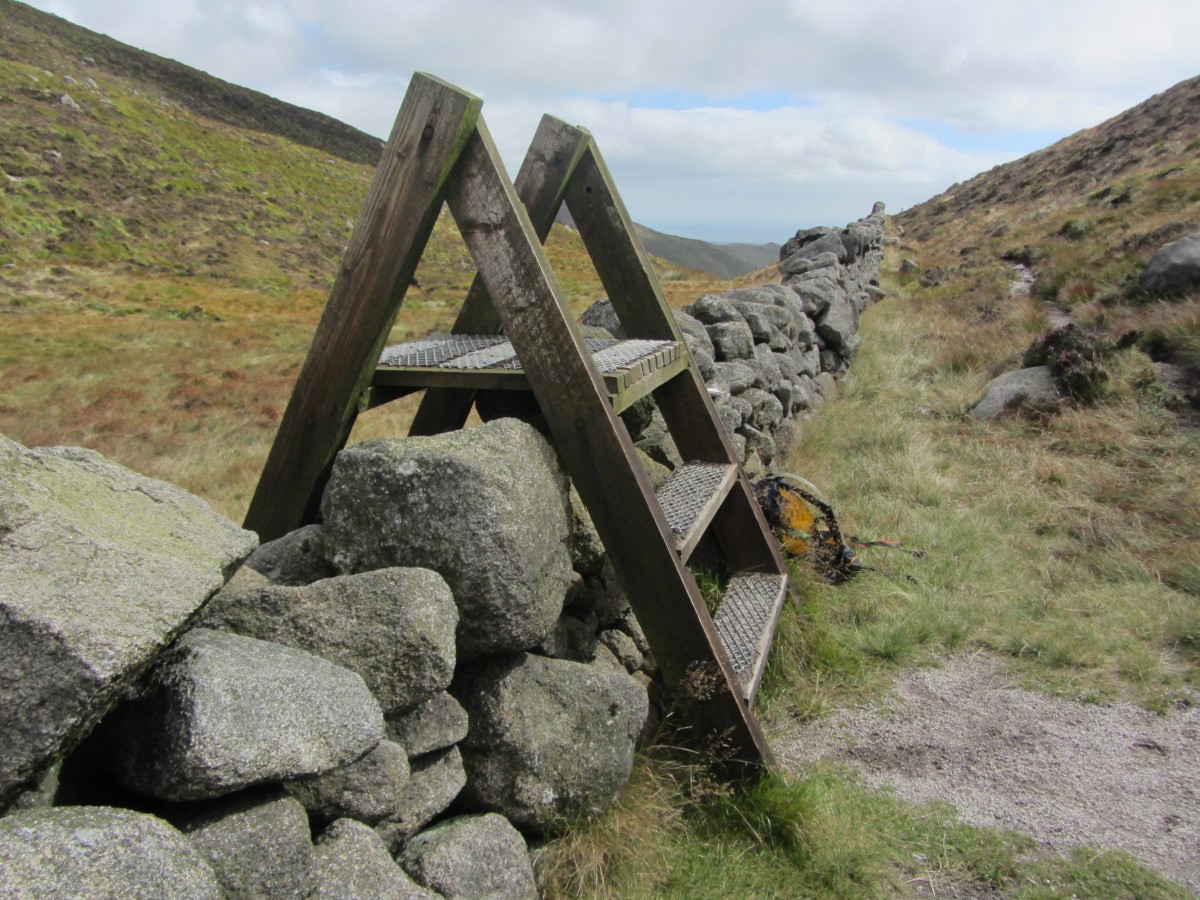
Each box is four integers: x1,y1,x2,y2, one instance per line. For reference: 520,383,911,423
0,207,885,897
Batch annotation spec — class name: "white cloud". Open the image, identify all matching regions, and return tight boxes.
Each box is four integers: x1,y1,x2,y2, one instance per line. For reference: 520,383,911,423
22,0,1200,241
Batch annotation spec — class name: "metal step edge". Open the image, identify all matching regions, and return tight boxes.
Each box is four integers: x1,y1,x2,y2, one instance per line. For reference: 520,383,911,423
654,462,738,561
712,572,789,704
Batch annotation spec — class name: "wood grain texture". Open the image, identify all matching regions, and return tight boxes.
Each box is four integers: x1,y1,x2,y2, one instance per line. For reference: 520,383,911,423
445,121,771,771
244,74,482,541
408,115,591,436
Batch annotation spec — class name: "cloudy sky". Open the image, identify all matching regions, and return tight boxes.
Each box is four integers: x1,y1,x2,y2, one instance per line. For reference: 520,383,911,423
24,0,1200,243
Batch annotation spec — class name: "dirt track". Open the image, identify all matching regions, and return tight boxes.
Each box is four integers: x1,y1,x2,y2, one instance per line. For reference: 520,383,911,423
773,655,1199,893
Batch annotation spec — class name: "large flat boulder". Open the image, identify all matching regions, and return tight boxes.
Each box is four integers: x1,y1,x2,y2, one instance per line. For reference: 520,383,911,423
322,419,574,660
101,628,384,800
0,435,257,808
0,806,221,898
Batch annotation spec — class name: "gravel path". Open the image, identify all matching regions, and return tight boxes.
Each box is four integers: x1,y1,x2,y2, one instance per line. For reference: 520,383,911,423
773,655,1199,893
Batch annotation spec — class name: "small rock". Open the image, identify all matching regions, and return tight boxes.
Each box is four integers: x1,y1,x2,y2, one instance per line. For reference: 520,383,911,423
287,740,411,825
399,813,537,899
387,692,469,759
313,819,438,899
171,790,315,900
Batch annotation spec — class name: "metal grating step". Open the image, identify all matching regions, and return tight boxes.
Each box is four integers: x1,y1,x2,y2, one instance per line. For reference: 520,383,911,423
712,572,788,703
654,462,737,561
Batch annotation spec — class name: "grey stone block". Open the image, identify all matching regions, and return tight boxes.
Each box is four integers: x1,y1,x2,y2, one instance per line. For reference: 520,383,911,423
0,435,256,807
103,628,384,801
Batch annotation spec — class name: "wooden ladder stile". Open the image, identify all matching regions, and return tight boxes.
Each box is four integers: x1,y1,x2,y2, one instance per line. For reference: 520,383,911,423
244,74,795,775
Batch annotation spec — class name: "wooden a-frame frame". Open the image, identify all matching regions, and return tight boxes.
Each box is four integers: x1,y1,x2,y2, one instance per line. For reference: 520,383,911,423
245,73,793,773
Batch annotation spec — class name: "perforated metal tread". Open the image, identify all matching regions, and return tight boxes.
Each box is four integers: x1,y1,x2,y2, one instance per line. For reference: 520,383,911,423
712,573,788,701
654,462,737,559
379,334,673,374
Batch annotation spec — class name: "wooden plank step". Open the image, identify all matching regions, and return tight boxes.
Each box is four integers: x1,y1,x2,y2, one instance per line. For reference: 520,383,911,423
712,572,789,703
654,462,738,561
372,334,686,411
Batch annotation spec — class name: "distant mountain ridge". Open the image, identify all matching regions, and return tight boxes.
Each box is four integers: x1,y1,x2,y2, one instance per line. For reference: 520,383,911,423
632,224,780,280
553,207,778,278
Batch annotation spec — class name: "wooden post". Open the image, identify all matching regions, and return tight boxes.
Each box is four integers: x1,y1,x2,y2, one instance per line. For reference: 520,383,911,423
244,75,481,541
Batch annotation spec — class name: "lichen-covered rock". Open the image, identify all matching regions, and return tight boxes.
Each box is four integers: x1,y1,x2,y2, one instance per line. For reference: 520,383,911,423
0,435,257,808
102,629,384,800
244,523,335,586
454,653,647,831
199,567,457,715
322,419,573,660
314,819,438,900
0,806,221,898
387,692,469,759
287,740,411,825
399,813,537,899
970,366,1059,419
170,790,314,899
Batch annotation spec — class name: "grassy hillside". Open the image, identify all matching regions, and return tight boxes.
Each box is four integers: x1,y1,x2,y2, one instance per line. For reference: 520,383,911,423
0,0,735,519
538,78,1199,898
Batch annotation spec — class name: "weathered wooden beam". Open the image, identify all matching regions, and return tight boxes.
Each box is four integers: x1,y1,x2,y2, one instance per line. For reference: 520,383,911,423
244,74,481,541
445,120,771,771
408,115,591,436
565,143,789,576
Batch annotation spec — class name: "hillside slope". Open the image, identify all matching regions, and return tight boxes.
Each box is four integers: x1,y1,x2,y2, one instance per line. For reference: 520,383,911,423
0,0,383,165
895,74,1199,409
